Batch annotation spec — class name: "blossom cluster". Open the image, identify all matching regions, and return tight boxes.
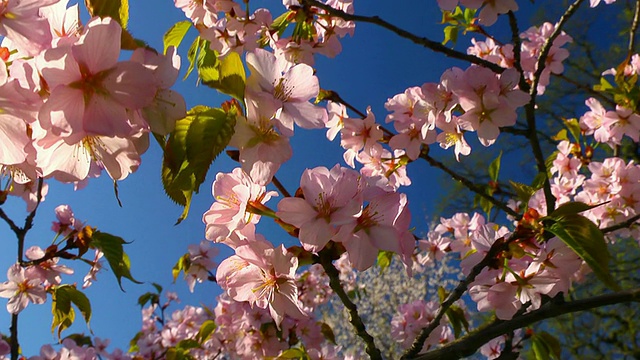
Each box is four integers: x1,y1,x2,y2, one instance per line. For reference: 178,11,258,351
0,205,102,314
0,0,187,211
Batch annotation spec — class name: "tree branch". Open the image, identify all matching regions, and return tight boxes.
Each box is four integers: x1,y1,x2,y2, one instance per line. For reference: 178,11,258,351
411,288,640,360
524,0,586,217
419,151,521,220
316,249,383,360
300,0,506,73
628,0,640,59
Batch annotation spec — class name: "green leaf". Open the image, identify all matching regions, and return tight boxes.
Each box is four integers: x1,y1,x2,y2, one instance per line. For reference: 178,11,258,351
202,52,246,102
564,118,582,143
531,331,561,360
62,333,93,347
91,231,142,290
152,282,163,294
51,285,92,338
137,292,159,308
120,28,146,50
164,20,192,54
172,253,191,282
442,25,459,45
488,151,502,182
196,320,216,343
271,10,294,37
196,40,220,83
546,214,620,291
84,0,129,28
177,339,200,350
277,348,310,360
184,36,201,80
320,322,336,345
161,106,236,223
376,251,394,272
547,201,604,219
510,180,535,205
594,77,614,92
445,305,469,339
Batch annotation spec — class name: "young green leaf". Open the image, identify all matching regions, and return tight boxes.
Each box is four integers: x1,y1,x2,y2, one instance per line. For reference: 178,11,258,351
545,214,620,291
196,320,216,343
84,0,129,27
51,285,92,338
546,201,604,219
531,331,562,360
510,180,535,205
164,20,192,54
488,151,502,182
196,40,220,83
376,251,394,272
202,52,246,103
162,106,236,223
91,231,142,290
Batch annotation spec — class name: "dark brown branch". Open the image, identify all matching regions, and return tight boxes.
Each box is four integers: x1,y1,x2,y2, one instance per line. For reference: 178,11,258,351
9,315,17,360
412,288,640,360
300,0,507,73
316,249,383,359
271,175,292,198
628,0,640,58
602,213,640,234
525,0,586,217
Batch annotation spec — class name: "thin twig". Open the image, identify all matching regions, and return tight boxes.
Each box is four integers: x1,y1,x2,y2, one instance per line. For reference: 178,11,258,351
412,288,640,360
300,0,506,74
553,73,617,108
271,175,292,198
0,208,20,235
507,11,529,92
628,0,640,58
420,152,521,220
18,178,44,264
525,0,586,216
602,213,640,234
316,249,383,360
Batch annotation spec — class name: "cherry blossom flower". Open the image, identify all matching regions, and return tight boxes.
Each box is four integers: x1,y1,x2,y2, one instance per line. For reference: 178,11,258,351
0,0,60,56
229,93,292,185
36,17,157,141
25,246,73,286
277,165,362,252
246,48,327,136
216,241,307,326
203,168,277,242
0,264,46,314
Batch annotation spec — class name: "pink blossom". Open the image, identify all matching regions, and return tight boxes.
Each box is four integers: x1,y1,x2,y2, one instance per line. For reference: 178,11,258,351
129,46,187,136
590,0,616,7
203,168,277,242
36,17,157,141
83,249,104,289
0,0,60,56
0,264,46,314
340,107,384,157
334,192,409,271
216,242,307,326
277,165,362,252
246,48,327,136
25,246,73,285
229,94,292,185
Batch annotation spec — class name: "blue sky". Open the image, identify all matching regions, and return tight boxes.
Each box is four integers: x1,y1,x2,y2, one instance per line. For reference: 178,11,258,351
0,0,618,355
